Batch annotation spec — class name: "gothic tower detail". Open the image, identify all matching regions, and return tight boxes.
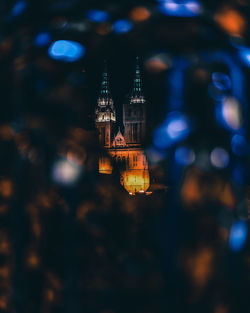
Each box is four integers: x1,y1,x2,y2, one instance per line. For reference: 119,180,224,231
95,61,116,148
123,56,146,146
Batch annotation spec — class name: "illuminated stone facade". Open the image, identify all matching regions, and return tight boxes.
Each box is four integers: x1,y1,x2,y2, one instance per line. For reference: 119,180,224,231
96,58,150,194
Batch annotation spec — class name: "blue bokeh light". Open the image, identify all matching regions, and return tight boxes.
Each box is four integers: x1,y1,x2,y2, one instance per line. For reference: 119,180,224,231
146,146,167,164
113,19,133,34
175,146,195,165
231,134,248,156
210,147,229,169
239,48,250,67
153,112,191,149
158,0,202,17
11,0,27,16
167,114,190,139
232,164,245,186
86,9,109,23
212,72,231,91
35,32,51,47
209,84,226,101
48,40,86,62
230,220,248,252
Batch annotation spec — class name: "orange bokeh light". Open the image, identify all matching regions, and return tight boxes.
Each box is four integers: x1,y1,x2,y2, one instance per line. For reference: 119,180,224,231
214,7,246,36
129,6,151,22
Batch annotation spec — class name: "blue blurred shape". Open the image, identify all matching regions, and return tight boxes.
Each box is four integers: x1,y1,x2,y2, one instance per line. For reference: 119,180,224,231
212,72,231,91
210,147,229,169
153,111,191,149
167,112,190,139
231,134,248,156
86,9,109,22
146,146,167,164
239,48,250,67
11,0,27,16
48,40,85,62
175,146,195,165
208,84,226,101
113,20,133,34
35,32,51,46
230,220,248,252
158,0,202,17
232,164,245,186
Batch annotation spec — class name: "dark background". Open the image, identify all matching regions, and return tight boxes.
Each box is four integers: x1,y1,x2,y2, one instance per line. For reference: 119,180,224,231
0,1,249,313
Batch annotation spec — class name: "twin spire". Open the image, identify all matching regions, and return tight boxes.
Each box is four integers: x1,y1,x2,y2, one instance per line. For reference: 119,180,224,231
98,57,144,106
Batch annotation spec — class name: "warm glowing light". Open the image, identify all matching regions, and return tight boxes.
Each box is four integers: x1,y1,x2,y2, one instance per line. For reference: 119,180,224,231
99,156,113,174
145,53,171,73
185,247,214,288
122,169,150,194
221,96,243,131
214,7,246,36
0,179,13,198
129,6,151,22
96,23,112,35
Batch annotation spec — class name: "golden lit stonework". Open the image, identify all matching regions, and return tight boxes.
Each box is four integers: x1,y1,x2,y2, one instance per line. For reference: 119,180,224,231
96,58,150,195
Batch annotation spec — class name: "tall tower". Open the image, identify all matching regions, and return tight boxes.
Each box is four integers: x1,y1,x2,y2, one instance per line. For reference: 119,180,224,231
95,61,116,148
123,57,146,146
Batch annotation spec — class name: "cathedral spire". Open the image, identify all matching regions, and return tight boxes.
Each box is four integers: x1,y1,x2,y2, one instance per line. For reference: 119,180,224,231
134,56,142,93
99,60,111,97
130,56,145,103
97,60,115,109
95,60,116,125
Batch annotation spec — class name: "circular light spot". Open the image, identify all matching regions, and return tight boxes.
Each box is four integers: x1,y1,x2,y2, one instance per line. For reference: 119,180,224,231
212,72,231,91
113,19,133,34
86,10,109,23
230,220,248,252
222,96,243,131
129,6,151,22
145,53,171,73
48,40,86,62
52,157,82,186
210,147,229,169
175,146,195,165
231,134,248,156
35,32,51,46
11,0,27,17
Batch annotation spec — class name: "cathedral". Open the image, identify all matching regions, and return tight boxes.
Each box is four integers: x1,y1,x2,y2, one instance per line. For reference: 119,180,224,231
95,57,150,195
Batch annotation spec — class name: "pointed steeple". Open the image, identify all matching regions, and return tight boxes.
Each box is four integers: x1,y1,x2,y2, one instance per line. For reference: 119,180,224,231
96,60,116,123
130,56,145,103
99,60,111,98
